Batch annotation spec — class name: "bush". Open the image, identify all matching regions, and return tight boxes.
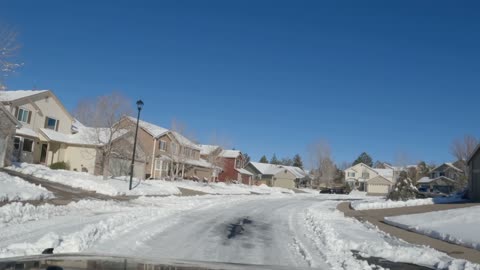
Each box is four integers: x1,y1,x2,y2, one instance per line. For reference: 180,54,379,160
50,162,69,170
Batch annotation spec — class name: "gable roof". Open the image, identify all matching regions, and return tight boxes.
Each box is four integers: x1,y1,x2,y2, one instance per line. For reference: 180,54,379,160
248,162,307,178
367,175,392,184
220,149,241,158
373,168,393,179
171,131,200,150
0,90,74,122
417,176,456,184
199,144,220,155
431,162,463,173
126,116,169,138
0,103,20,126
40,127,129,146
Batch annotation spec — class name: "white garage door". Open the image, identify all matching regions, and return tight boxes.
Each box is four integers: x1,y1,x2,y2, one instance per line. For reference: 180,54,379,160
368,184,389,194
274,178,295,189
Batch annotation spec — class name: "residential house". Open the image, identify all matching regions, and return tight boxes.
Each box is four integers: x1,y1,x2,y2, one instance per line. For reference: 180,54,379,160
245,162,307,189
0,90,144,177
118,117,215,180
429,162,464,180
344,163,394,195
200,145,253,184
0,103,19,167
417,176,456,194
467,144,480,202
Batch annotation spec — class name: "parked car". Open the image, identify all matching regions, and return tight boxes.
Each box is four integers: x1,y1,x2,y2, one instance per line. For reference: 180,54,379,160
319,187,348,194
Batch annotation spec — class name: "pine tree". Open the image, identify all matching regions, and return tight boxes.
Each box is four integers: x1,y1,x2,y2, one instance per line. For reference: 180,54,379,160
293,154,303,169
387,171,418,201
259,155,269,163
352,152,373,167
270,154,280,165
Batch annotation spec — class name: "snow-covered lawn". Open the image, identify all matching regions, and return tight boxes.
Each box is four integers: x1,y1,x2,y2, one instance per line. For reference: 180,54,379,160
0,172,54,202
351,196,466,210
8,163,181,196
172,181,294,195
385,206,480,251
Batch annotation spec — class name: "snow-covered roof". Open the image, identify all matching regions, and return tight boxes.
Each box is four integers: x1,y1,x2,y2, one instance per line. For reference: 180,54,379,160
0,103,20,126
199,144,220,155
40,127,129,146
0,90,49,102
373,168,393,179
248,162,307,178
431,162,463,173
171,131,200,150
220,150,241,158
16,127,38,138
236,168,253,176
127,116,169,138
418,176,456,184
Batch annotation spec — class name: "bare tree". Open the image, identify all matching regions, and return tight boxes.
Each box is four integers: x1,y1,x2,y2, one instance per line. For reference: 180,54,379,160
164,118,198,179
73,92,134,179
0,24,22,90
308,140,336,188
450,135,478,162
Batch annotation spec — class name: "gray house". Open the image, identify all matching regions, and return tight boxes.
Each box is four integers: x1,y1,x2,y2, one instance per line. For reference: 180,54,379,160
467,144,480,202
0,103,20,167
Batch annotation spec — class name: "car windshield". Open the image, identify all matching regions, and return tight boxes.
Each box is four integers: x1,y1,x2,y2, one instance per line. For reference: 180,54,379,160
0,2,479,270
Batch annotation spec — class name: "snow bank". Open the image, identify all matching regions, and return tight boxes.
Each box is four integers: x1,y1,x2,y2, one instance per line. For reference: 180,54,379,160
303,201,480,269
170,181,294,195
385,206,480,251
7,163,181,196
351,196,466,210
0,172,54,202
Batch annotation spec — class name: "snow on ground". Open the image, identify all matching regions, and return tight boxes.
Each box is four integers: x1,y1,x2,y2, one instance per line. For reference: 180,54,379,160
351,196,466,210
304,201,479,269
0,172,54,202
172,181,294,195
385,206,480,251
8,163,181,196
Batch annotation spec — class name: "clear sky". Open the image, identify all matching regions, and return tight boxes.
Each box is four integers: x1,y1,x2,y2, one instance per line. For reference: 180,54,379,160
2,0,480,167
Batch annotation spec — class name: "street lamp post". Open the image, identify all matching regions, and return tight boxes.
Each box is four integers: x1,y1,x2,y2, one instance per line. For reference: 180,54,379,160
129,100,144,190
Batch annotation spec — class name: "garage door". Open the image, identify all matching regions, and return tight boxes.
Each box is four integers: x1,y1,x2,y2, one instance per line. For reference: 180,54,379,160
367,184,389,194
274,178,295,189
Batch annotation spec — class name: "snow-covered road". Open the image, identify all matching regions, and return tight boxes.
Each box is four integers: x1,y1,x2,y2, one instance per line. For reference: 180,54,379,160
1,194,479,269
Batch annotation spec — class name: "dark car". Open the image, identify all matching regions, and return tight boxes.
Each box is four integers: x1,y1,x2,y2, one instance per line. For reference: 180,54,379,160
319,188,332,194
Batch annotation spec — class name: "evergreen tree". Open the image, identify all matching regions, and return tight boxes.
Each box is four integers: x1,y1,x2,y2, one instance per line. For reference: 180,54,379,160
280,157,293,166
259,155,269,163
293,154,304,169
416,161,429,180
270,154,280,165
352,152,373,167
243,153,251,165
387,171,418,201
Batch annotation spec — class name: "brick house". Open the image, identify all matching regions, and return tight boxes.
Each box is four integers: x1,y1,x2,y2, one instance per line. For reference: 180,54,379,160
199,145,252,184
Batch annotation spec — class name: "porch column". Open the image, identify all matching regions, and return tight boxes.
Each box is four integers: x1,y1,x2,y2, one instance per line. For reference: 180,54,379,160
181,164,185,178
175,163,179,177
158,159,163,179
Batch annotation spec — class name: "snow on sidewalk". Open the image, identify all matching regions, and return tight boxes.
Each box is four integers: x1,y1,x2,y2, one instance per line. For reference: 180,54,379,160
351,196,465,210
385,206,480,251
303,201,480,269
8,163,181,196
0,172,54,202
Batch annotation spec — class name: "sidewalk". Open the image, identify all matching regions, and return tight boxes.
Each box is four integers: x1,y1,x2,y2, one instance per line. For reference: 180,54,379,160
337,202,480,264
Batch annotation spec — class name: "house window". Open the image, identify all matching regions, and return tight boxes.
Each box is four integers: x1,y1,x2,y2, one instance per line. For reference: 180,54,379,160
17,108,30,123
362,172,370,178
22,138,34,152
162,162,169,173
171,143,177,154
439,172,445,177
348,172,355,177
13,137,20,150
45,117,59,130
159,140,167,151
236,159,243,168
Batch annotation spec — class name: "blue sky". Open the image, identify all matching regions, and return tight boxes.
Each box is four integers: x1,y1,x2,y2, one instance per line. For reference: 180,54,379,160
2,0,480,167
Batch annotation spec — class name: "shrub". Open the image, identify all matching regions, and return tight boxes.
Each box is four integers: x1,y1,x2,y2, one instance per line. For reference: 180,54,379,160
387,171,418,201
50,162,69,170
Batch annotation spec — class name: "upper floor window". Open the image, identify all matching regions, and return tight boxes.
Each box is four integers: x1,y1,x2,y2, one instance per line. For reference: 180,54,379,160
236,159,243,168
348,172,355,177
159,140,167,151
171,143,177,154
362,172,370,179
17,108,30,123
45,117,59,130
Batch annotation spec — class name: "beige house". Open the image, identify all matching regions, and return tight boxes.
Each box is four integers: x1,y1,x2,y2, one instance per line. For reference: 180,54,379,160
344,163,394,195
0,90,144,178
118,117,215,180
245,162,307,189
0,103,19,167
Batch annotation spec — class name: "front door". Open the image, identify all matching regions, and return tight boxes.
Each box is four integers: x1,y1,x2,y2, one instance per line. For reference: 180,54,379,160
40,143,48,163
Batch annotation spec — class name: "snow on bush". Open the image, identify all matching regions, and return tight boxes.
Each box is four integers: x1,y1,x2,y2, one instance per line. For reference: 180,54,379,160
0,172,54,202
387,172,418,201
8,163,181,196
385,206,480,251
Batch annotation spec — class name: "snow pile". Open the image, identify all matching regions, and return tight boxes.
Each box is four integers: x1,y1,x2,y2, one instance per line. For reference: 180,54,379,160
303,201,480,269
351,196,466,210
385,206,480,251
0,172,54,202
171,181,294,195
7,163,181,196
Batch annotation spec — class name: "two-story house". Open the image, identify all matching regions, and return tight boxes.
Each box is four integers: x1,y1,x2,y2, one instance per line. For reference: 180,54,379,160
199,145,253,184
118,117,215,180
344,163,394,195
0,90,144,177
415,162,464,194
429,163,463,180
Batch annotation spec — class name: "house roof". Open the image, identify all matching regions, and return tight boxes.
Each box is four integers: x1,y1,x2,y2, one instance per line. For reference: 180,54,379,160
171,131,200,150
16,127,38,138
126,116,169,138
431,162,463,173
248,162,307,178
417,176,456,184
373,168,393,179
236,168,253,176
220,150,241,158
199,144,220,155
0,90,48,102
367,175,392,184
40,127,129,146
468,143,480,164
